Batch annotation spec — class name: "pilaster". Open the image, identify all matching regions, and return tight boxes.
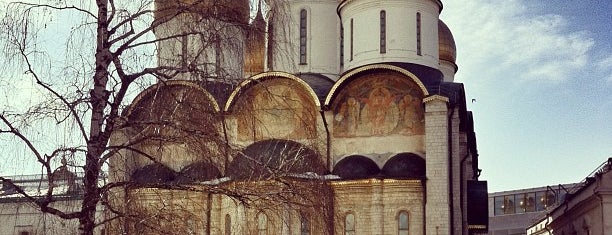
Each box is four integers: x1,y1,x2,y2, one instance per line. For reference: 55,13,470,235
424,95,450,235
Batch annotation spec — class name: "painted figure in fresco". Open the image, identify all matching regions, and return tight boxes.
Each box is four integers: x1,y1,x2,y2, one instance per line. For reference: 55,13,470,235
345,97,361,136
362,87,395,136
334,97,360,136
397,95,423,135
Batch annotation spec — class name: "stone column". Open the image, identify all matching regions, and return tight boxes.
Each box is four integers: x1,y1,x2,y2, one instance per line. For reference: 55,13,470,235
423,95,450,235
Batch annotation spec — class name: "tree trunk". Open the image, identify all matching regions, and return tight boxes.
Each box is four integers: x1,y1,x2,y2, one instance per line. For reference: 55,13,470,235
80,0,110,234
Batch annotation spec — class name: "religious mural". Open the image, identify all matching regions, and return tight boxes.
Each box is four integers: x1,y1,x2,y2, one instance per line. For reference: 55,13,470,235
332,72,425,137
236,79,317,141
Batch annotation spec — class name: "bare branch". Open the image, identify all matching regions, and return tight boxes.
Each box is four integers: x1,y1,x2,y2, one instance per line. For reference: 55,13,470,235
9,1,97,19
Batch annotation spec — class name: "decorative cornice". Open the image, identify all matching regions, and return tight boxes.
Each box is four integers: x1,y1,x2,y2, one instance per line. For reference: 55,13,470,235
330,178,422,186
422,94,449,104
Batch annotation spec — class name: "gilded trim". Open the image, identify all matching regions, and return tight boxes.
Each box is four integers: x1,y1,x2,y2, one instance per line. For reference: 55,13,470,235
422,94,449,104
467,225,487,230
224,71,322,112
330,178,422,186
324,64,430,107
125,80,221,116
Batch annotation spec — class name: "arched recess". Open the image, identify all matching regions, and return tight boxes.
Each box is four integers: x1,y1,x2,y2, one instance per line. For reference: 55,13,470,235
131,163,177,184
122,80,225,172
332,155,380,179
381,153,425,179
325,64,429,107
327,65,427,138
176,161,222,184
227,139,326,180
225,71,321,111
226,72,320,141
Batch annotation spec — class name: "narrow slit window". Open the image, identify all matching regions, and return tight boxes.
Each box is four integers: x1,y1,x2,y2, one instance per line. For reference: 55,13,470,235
257,213,267,235
416,12,422,56
181,35,188,68
225,214,231,235
267,16,275,70
340,25,344,66
299,9,308,64
345,213,355,235
350,18,354,61
214,34,221,74
380,10,386,53
398,211,409,235
300,213,310,235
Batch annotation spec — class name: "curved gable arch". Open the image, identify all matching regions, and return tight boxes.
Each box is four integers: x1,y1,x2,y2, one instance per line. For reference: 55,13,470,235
125,80,221,116
224,71,321,112
324,64,429,107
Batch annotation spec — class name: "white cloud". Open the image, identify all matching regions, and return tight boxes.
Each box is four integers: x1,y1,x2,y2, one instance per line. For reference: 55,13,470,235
596,54,612,69
594,54,612,83
441,0,594,82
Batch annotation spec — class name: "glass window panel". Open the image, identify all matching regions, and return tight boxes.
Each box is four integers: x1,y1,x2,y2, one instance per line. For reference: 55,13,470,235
504,195,515,214
494,196,504,215
545,191,556,208
515,193,525,213
524,193,536,212
536,191,545,211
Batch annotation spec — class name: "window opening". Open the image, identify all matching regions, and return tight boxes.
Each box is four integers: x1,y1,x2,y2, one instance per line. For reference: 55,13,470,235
380,11,386,53
300,213,310,235
257,212,268,235
299,9,308,64
398,211,409,235
416,12,422,55
345,213,355,235
350,19,354,61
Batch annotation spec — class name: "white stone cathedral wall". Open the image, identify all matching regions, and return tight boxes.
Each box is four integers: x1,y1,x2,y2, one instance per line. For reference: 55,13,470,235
424,98,450,234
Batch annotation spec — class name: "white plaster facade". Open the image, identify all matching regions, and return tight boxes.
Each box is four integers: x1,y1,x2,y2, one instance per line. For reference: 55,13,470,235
106,0,488,234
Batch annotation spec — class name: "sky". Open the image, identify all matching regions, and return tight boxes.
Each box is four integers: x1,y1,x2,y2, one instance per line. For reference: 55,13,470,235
1,0,611,193
440,0,612,192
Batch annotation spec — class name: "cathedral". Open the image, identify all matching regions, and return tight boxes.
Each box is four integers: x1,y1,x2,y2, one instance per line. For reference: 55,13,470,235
106,0,488,234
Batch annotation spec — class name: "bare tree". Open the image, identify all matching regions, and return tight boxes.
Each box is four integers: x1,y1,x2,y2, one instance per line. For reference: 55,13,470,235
0,0,332,234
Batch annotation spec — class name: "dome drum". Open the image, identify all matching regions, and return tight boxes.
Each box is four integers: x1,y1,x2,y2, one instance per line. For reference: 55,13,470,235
338,0,442,71
154,0,250,24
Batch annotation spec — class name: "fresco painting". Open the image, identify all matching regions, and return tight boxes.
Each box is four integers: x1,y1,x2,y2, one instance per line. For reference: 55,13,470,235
333,73,425,137
237,80,316,141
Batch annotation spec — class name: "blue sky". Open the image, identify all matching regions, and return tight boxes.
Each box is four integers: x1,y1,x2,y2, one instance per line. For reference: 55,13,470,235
1,1,611,193
440,1,612,192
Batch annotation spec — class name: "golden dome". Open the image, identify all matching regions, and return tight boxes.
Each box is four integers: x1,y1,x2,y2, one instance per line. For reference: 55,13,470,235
155,0,250,24
438,20,457,63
